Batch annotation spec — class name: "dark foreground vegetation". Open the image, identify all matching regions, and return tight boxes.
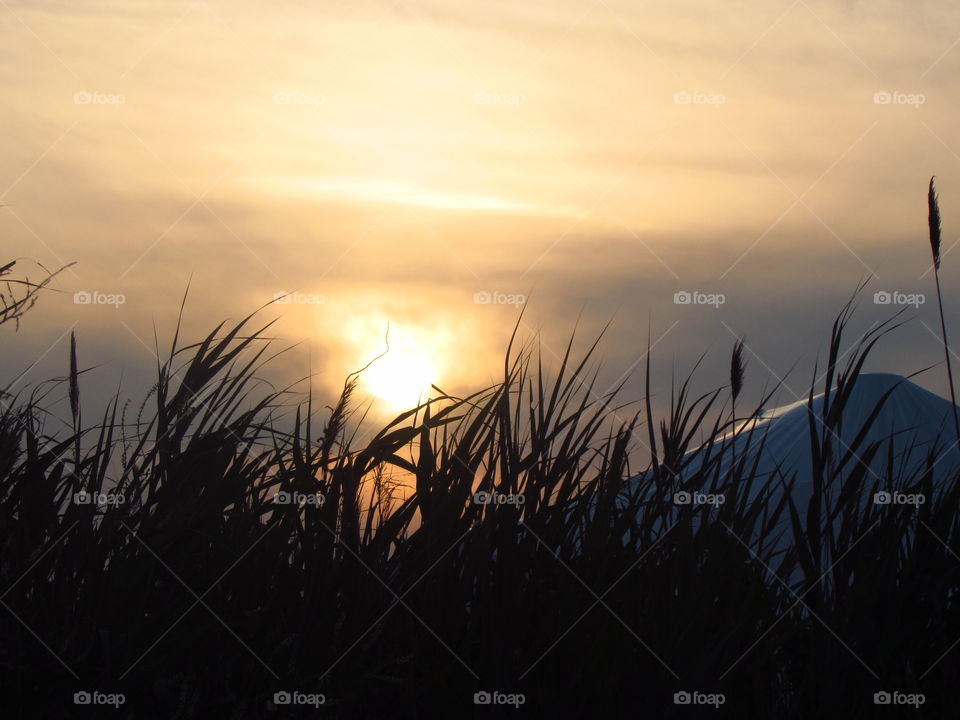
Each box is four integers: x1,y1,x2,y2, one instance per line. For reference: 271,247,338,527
3,176,960,718
1,285,958,719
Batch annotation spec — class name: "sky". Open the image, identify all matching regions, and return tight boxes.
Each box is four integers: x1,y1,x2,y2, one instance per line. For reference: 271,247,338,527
4,0,960,430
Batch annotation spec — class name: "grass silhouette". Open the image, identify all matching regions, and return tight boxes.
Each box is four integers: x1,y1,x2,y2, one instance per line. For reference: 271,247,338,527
3,176,960,717
1,290,958,718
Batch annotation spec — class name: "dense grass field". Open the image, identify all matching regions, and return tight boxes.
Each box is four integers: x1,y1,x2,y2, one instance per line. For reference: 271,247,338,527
2,259,960,718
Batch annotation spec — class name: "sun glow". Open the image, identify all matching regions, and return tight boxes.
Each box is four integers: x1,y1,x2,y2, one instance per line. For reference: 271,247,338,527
344,318,445,413
264,176,555,214
363,347,438,411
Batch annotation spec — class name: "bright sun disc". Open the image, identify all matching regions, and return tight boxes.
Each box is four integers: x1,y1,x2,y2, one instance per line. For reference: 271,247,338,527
363,348,437,411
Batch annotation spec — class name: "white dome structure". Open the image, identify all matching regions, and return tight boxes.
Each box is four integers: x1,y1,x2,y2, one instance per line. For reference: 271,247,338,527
721,373,960,486
634,373,960,514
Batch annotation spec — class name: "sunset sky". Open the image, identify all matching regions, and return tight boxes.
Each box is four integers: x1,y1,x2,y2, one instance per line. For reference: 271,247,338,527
5,0,960,421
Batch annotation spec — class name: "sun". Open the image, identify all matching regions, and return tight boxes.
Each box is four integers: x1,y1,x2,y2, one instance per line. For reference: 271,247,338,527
340,316,445,413
362,347,437,411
